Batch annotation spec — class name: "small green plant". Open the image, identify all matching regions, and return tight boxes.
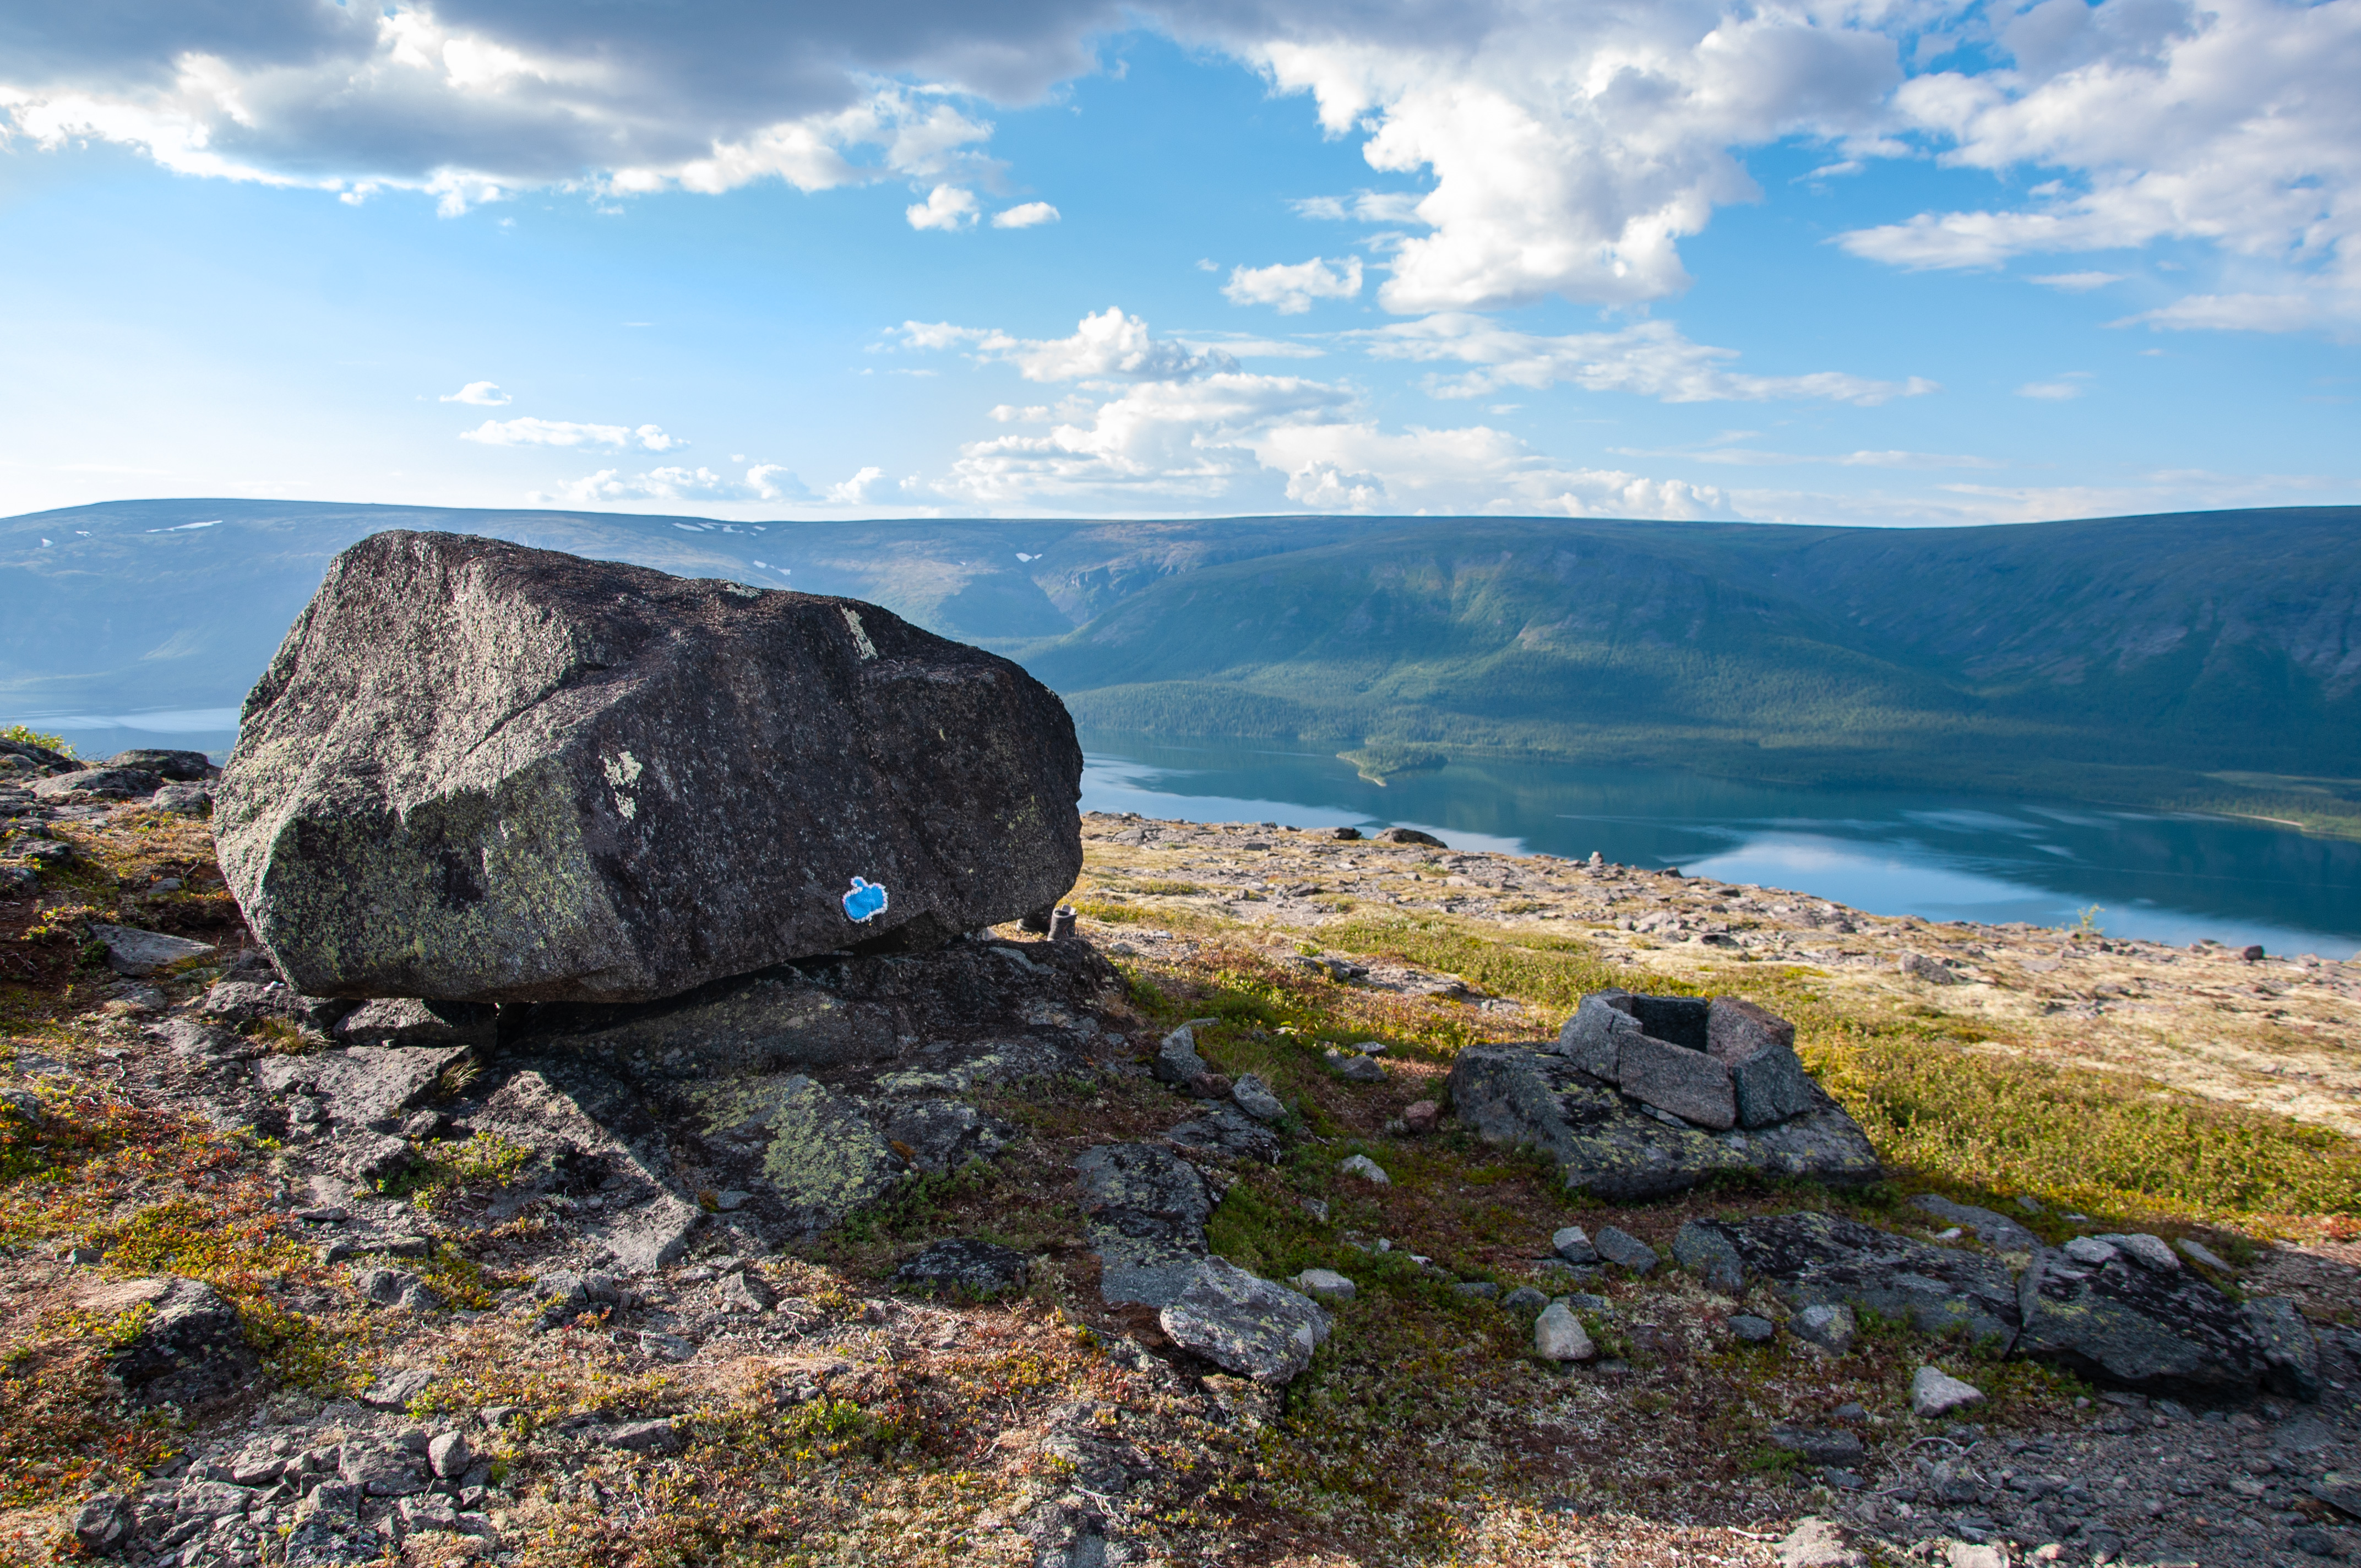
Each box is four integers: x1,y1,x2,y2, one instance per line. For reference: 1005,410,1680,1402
2075,904,2106,934
0,723,72,758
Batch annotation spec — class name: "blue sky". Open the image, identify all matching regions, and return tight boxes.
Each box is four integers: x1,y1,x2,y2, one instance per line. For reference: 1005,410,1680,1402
1,1,2355,525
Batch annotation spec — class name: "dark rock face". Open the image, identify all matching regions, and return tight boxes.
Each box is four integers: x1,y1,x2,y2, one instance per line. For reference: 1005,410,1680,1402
1687,1211,2324,1399
216,530,1084,1004
102,748,215,781
1445,1043,1879,1200
894,1238,1031,1298
94,1277,259,1407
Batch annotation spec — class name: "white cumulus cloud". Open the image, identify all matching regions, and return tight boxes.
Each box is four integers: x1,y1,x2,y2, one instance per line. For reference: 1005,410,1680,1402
1352,315,1936,404
899,307,1236,382
537,463,800,505
461,418,681,450
827,466,887,503
439,380,511,405
906,184,980,231
992,200,1060,228
1223,256,1363,313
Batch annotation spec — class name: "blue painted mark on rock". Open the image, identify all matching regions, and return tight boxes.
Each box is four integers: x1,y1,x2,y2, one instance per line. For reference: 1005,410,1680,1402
843,876,888,923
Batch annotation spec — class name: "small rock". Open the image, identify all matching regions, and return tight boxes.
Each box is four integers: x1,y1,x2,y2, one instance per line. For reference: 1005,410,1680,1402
2064,1235,2120,1266
1770,1425,1865,1466
2093,1231,2179,1272
1774,1513,1865,1567
1672,1219,1743,1295
1945,1545,2007,1568
72,1493,134,1555
427,1431,472,1479
1793,1303,1857,1355
1551,1226,1600,1265
338,1442,428,1498
2176,1237,2233,1272
638,1332,697,1361
1533,1301,1595,1362
1324,1049,1386,1084
1910,1365,1985,1418
1502,1286,1548,1311
1897,951,1957,985
600,1419,685,1454
1152,1027,1211,1087
1339,1153,1390,1184
1401,1098,1441,1134
1730,1313,1776,1343
714,1271,774,1314
361,1367,436,1410
1291,1268,1357,1304
1158,1257,1332,1385
88,923,216,977
1591,1226,1658,1274
1452,1280,1500,1300
1231,1073,1286,1123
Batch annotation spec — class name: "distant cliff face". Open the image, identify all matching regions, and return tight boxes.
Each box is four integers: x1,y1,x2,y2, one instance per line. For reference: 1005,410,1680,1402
4,499,2357,785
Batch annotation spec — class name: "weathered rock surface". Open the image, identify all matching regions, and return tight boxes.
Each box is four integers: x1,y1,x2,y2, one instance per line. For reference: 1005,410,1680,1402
1076,1142,1214,1308
1158,1257,1332,1384
893,1238,1031,1298
216,530,1084,1004
102,747,214,781
35,766,163,801
85,1276,258,1407
90,923,216,977
1554,988,1821,1132
1445,1042,1879,1199
1683,1210,2324,1398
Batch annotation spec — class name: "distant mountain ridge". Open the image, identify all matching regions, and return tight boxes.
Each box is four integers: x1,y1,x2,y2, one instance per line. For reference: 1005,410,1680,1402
4,498,2355,826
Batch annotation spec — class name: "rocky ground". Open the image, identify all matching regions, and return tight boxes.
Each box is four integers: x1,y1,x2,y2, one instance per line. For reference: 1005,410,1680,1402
5,771,2361,1568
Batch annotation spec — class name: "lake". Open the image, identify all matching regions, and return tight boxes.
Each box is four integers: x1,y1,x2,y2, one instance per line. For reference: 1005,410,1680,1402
28,710,2354,959
1075,731,2361,961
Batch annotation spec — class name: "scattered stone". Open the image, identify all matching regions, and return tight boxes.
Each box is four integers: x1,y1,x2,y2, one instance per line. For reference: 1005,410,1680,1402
333,997,497,1047
215,530,1085,1004
72,1493,133,1555
1592,1226,1658,1274
1453,1280,1500,1300
1910,1365,1985,1418
88,923,215,977
1165,1104,1283,1165
1897,951,1957,984
1769,1425,1865,1466
1730,1313,1776,1343
426,1431,472,1479
1911,1193,2040,1255
1324,1048,1386,1084
104,747,213,781
34,766,164,801
339,1441,428,1497
1551,1226,1600,1265
1152,1026,1212,1087
1533,1301,1596,1362
361,1367,437,1409
1231,1072,1286,1123
1401,1098,1441,1134
638,1332,697,1362
2065,1235,2120,1266
1775,1516,1866,1567
1339,1153,1391,1184
600,1419,686,1454
2177,1237,2233,1272
1673,1219,1743,1295
1375,827,1444,847
1158,1257,1332,1385
2092,1231,2179,1272
86,1276,257,1408
1793,1303,1858,1355
1502,1286,1548,1311
1291,1268,1357,1304
894,1238,1031,1299
714,1271,774,1314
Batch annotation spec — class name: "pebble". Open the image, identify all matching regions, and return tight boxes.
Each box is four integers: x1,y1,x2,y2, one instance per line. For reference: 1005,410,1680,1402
1794,1303,1857,1354
1324,1049,1386,1084
1910,1365,1985,1418
1533,1302,1596,1362
1591,1226,1658,1274
1291,1268,1357,1303
1551,1226,1600,1265
1339,1153,1390,1184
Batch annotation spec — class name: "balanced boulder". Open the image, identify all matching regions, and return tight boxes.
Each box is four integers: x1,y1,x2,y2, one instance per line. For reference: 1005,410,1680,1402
216,531,1083,1003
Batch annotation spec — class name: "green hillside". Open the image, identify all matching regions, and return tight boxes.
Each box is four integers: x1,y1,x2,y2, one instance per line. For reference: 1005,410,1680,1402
5,498,2356,832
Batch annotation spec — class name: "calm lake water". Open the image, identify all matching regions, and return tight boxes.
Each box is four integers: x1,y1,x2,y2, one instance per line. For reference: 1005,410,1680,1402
1076,731,2361,961
29,711,2353,959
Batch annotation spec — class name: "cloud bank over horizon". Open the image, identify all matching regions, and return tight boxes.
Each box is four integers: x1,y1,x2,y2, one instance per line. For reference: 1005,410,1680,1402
0,0,2354,524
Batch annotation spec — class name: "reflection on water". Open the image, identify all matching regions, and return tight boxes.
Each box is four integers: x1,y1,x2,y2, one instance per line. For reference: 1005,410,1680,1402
1078,731,2361,959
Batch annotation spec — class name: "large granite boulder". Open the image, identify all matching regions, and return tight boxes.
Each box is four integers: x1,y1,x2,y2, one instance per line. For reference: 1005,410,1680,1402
1557,988,1816,1131
216,530,1083,1004
1446,1040,1879,1200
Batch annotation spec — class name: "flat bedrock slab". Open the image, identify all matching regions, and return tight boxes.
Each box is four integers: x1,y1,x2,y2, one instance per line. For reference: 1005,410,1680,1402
216,530,1085,1004
1445,1043,1880,1200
